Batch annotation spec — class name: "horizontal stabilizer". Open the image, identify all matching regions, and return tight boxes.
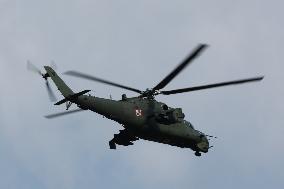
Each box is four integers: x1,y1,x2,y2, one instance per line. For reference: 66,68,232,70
54,90,91,105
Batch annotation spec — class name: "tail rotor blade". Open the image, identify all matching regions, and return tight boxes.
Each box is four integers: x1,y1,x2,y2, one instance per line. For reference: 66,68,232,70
45,80,57,102
50,60,57,70
27,61,42,75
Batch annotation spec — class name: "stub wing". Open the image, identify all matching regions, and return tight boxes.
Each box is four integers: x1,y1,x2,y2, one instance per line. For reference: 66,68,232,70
54,90,91,105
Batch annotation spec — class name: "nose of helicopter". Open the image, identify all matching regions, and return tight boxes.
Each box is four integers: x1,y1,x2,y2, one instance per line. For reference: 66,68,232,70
196,135,209,153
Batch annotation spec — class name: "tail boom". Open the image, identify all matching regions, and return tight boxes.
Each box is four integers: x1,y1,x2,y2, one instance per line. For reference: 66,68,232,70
44,66,74,97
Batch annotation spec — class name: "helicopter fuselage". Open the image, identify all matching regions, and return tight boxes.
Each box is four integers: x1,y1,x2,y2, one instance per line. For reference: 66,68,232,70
75,95,209,153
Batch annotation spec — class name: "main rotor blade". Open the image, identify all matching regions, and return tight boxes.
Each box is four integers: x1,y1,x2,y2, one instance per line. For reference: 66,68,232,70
153,44,208,91
45,109,85,119
64,71,143,94
45,80,57,102
160,76,264,95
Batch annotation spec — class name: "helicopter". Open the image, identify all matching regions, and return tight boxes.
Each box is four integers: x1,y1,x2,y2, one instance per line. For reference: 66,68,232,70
28,44,263,156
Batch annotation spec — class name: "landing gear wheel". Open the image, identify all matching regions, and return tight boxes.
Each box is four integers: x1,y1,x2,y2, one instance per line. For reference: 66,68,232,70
195,151,201,157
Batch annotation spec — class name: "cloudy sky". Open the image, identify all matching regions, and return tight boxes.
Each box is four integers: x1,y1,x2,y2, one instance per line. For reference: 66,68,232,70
0,0,283,188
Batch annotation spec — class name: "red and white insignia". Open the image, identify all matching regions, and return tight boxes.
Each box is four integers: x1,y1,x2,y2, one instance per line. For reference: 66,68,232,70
135,109,142,117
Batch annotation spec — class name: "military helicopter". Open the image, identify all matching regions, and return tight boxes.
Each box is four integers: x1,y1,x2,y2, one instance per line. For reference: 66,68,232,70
28,44,263,156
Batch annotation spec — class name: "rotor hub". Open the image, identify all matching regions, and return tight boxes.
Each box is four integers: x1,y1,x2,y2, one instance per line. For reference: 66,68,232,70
140,88,160,99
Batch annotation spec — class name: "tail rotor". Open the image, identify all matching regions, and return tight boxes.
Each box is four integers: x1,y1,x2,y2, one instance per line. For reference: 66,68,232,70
45,79,57,102
27,61,57,102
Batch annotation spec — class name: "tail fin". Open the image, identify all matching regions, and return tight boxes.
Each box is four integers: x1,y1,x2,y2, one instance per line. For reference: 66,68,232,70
44,66,74,97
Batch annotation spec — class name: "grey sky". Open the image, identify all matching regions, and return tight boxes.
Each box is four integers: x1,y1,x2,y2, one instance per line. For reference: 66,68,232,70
0,0,283,188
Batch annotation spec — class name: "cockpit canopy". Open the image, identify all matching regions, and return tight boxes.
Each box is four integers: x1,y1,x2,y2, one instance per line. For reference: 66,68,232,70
156,103,185,124
168,108,185,122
